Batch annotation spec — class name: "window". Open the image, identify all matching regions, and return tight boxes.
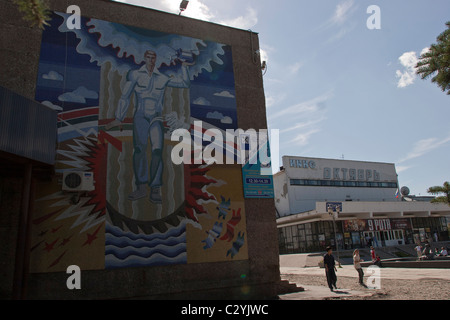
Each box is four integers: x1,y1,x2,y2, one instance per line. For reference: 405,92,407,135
290,179,397,188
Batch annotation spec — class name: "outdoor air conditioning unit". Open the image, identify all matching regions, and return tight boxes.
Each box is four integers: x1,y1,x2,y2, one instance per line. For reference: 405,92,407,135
62,171,95,192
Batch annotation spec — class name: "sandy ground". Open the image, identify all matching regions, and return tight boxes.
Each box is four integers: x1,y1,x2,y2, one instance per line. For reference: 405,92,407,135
280,266,450,300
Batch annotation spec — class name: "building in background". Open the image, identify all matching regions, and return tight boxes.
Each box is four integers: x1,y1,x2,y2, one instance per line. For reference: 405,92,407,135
275,156,450,254
0,0,278,299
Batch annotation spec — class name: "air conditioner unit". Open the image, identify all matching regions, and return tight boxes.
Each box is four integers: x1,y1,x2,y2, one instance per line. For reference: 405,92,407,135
62,171,95,192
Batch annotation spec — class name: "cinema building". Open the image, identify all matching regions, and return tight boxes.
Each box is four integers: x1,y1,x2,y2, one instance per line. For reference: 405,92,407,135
275,156,450,254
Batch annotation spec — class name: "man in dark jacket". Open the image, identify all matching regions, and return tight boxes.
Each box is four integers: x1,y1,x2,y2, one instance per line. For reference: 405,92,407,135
324,246,337,291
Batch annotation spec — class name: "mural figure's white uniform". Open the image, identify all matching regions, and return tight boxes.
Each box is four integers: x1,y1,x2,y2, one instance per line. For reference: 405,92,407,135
115,64,190,202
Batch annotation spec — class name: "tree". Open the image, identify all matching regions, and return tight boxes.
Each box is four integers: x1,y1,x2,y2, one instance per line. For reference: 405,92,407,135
14,0,51,29
415,21,450,95
427,181,450,205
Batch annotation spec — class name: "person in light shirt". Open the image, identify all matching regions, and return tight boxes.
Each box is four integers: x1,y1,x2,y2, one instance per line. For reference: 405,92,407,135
353,249,366,287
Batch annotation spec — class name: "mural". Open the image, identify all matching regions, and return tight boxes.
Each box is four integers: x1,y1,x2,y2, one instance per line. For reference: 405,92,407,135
30,12,248,272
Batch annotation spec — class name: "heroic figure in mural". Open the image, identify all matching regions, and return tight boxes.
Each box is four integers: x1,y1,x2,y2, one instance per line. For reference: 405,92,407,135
106,50,193,203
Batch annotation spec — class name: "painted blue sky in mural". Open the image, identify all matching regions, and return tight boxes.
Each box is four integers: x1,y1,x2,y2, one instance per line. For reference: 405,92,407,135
36,12,238,130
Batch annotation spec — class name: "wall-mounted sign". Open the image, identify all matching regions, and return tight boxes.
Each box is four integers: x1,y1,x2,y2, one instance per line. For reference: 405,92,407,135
289,159,316,169
343,218,412,232
241,132,274,199
323,167,380,181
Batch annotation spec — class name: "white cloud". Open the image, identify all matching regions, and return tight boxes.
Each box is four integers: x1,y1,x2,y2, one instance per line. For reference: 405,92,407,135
218,7,258,30
266,96,275,109
58,86,99,104
396,51,418,88
288,129,321,147
398,135,450,163
289,62,302,74
193,97,211,105
396,165,413,173
115,1,257,29
315,0,357,44
213,90,235,98
41,100,63,111
115,0,213,20
420,47,430,56
332,0,356,25
270,91,332,120
280,117,326,134
270,92,331,147
395,47,429,88
42,71,63,81
259,48,269,63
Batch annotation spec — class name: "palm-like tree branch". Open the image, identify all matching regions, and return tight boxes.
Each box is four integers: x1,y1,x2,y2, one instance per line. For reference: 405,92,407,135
416,22,450,95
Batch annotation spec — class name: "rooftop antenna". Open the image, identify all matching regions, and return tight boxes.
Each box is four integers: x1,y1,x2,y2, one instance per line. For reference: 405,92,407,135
341,154,344,160
179,0,189,15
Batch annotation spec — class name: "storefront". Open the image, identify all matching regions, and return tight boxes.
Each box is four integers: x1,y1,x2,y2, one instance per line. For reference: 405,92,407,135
411,217,449,244
343,218,415,247
278,215,449,254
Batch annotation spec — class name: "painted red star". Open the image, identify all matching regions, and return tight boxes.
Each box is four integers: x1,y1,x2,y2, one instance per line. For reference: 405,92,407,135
82,224,103,246
43,239,59,253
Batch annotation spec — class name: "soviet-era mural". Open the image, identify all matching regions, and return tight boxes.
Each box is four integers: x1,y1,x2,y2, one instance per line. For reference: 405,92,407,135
30,12,248,272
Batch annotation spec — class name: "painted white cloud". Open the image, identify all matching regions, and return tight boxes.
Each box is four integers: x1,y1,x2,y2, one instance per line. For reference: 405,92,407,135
206,111,233,124
58,86,99,104
220,116,233,124
193,97,211,106
42,71,63,81
214,90,235,98
41,100,63,111
206,111,224,120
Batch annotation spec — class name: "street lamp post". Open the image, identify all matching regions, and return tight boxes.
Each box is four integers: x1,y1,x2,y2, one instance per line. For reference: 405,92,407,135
328,204,342,267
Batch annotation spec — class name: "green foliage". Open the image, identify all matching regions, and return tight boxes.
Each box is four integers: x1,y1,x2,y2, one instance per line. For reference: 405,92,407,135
416,22,450,95
427,181,450,205
14,0,51,29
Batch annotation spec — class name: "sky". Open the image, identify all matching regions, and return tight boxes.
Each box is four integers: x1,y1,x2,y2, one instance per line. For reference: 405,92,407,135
114,0,450,196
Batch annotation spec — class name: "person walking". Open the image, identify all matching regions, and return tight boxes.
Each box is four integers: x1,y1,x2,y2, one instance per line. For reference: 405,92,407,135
323,246,338,291
414,244,422,259
370,246,376,263
353,249,366,287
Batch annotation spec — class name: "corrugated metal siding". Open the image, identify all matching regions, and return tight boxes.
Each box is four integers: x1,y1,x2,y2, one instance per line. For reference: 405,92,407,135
0,86,57,165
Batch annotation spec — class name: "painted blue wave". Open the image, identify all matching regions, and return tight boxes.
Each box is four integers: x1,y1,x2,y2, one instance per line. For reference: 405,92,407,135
106,252,187,269
105,222,185,242
105,242,186,260
105,233,185,249
104,219,190,268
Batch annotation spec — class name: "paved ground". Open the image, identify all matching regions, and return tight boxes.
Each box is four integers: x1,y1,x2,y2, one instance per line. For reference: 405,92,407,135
279,255,450,300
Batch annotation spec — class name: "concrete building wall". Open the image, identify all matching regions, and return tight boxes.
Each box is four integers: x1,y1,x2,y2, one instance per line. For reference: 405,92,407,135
0,0,279,299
